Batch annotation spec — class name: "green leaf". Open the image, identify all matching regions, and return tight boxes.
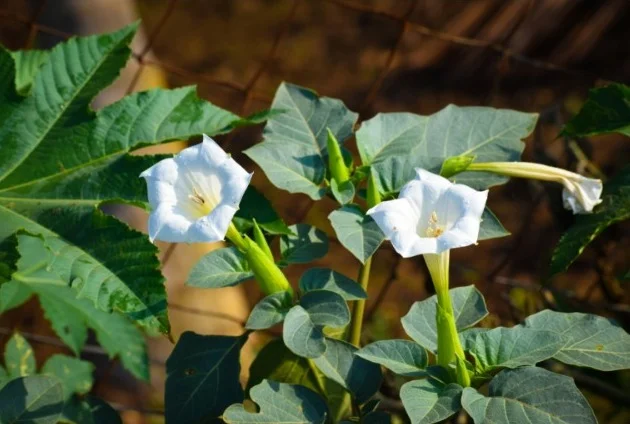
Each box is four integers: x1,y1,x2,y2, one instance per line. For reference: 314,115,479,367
61,396,121,424
0,25,265,335
10,49,49,94
166,331,246,423
550,167,630,274
461,327,565,374
86,397,122,424
300,290,350,328
247,339,324,396
245,291,293,330
402,286,488,353
187,246,253,288
440,155,475,178
280,224,329,264
562,83,630,137
0,280,31,313
233,186,293,235
4,332,36,379
283,305,326,358
400,379,462,424
331,179,355,205
357,108,537,193
524,310,630,371
313,338,383,403
356,340,428,377
0,375,65,424
299,267,366,301
328,205,385,264
41,355,94,400
478,208,510,240
224,379,328,424
245,82,359,200
461,367,596,424
6,233,148,380
0,365,8,390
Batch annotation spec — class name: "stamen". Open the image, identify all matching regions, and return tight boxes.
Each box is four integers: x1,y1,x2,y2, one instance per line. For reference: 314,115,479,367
425,211,444,237
189,187,205,205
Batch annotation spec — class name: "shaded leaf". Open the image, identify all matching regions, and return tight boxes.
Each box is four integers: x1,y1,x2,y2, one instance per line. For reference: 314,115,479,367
0,375,64,424
233,186,292,235
283,305,326,358
550,167,630,274
187,247,253,289
356,108,537,193
280,224,328,264
478,208,510,240
299,290,350,328
562,83,630,137
402,286,488,353
461,367,596,424
400,379,462,424
41,355,94,400
524,310,630,371
166,331,246,423
245,291,293,330
299,267,366,301
331,179,355,205
356,340,428,377
245,82,358,200
313,338,383,403
224,380,328,424
328,205,385,264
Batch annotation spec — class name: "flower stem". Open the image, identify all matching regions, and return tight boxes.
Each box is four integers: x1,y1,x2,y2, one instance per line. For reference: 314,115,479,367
424,251,470,387
348,256,373,347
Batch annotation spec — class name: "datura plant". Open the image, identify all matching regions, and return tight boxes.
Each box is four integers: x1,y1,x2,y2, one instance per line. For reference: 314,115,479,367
0,24,629,424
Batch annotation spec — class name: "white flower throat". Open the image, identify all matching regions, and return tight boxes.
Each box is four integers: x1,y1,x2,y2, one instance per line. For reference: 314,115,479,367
425,211,445,238
183,173,223,218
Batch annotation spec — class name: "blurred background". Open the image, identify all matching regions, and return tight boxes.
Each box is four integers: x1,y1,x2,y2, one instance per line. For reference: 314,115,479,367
0,0,629,422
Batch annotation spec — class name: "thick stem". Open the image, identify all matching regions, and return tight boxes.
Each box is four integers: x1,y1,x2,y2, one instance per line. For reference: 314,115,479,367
348,256,373,347
424,251,470,387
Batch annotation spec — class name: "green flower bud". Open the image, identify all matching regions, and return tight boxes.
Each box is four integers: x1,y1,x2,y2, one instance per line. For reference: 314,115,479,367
243,236,292,296
366,171,381,208
326,128,350,184
252,219,273,261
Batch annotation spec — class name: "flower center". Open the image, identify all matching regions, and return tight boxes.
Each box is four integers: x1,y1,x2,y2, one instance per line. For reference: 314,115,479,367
425,211,444,238
187,186,215,217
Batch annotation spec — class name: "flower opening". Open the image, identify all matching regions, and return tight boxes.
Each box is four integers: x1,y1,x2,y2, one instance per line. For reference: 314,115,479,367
140,135,252,243
367,168,488,257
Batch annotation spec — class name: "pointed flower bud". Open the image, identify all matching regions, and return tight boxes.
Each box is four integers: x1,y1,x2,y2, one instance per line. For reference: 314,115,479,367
252,219,273,261
326,128,350,184
467,161,603,214
366,171,382,208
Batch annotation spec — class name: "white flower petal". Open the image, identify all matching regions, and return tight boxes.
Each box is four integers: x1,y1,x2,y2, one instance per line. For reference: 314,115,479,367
216,159,253,208
399,179,442,229
562,176,603,214
391,232,440,257
188,204,238,243
148,205,193,243
414,168,453,192
145,179,179,207
139,157,180,185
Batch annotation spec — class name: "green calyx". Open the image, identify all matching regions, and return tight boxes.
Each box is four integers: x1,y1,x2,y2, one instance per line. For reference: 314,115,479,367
243,235,293,296
326,127,350,184
366,171,381,208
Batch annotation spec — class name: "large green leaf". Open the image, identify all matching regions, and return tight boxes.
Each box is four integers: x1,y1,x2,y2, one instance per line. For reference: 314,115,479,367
0,24,265,335
245,82,359,200
187,247,253,289
550,167,630,274
461,367,596,424
312,338,383,403
328,205,385,264
224,380,328,424
283,305,327,359
10,49,48,94
0,375,65,424
562,83,630,137
245,291,293,330
356,108,538,193
356,340,428,377
524,310,630,371
4,233,148,380
402,286,488,353
166,332,246,423
461,327,565,374
400,379,462,424
299,290,350,328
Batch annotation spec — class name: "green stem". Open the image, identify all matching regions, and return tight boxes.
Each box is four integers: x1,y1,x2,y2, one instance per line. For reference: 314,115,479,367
225,222,247,251
424,251,470,387
348,256,373,347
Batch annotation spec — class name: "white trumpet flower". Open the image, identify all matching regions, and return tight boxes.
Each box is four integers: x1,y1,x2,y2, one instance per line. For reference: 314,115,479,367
140,135,252,243
466,162,603,214
367,169,488,257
